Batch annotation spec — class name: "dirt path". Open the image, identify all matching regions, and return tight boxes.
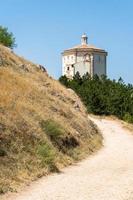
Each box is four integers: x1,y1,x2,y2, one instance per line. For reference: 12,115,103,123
2,117,133,200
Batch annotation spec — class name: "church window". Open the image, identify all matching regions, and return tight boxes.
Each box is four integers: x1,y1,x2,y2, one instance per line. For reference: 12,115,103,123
67,66,70,71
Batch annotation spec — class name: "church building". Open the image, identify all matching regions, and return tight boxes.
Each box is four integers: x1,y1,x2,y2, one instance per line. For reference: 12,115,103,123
62,34,108,78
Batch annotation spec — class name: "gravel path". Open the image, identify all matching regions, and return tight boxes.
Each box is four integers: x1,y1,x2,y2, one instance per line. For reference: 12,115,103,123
2,117,133,200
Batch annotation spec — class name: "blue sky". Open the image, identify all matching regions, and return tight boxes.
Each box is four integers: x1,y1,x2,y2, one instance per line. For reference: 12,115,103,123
0,0,133,83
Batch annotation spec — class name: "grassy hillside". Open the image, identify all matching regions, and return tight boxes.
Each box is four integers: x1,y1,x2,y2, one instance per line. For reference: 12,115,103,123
0,45,102,194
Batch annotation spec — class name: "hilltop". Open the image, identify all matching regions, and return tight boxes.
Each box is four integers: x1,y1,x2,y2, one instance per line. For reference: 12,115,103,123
0,45,102,194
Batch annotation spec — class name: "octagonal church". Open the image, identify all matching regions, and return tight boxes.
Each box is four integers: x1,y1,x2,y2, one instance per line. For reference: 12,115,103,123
62,34,108,78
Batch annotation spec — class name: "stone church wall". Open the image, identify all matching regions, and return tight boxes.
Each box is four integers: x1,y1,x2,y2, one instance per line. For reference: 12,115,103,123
74,61,91,77
93,54,106,77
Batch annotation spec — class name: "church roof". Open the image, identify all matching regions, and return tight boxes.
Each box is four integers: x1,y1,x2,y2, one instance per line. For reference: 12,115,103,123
62,43,107,54
70,44,102,50
62,34,107,54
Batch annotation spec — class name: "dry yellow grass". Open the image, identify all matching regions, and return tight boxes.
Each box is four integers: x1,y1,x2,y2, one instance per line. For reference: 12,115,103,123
0,45,102,194
120,120,133,133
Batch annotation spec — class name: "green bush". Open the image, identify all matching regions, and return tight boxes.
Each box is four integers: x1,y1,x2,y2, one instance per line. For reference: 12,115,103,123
41,119,65,140
37,143,55,169
0,26,16,49
123,113,133,123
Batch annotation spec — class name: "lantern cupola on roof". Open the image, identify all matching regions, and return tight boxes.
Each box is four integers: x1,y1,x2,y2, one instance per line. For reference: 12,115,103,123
81,33,88,45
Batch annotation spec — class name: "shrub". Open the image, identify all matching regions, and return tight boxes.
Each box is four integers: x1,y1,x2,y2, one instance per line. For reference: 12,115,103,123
37,143,56,170
0,26,16,49
40,120,79,154
40,119,65,140
123,113,133,123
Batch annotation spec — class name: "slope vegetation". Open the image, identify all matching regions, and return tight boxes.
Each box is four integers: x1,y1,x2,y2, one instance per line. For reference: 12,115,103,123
2,116,133,200
0,45,102,194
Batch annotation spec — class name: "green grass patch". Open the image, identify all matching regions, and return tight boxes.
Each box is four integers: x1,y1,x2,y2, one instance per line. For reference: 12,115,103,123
37,142,56,171
40,119,65,140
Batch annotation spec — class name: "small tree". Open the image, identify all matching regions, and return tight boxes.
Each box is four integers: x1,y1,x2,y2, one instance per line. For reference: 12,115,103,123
0,26,16,49
59,75,69,87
